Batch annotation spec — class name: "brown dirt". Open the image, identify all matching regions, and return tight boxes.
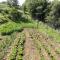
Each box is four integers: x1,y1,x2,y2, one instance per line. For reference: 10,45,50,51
23,28,41,60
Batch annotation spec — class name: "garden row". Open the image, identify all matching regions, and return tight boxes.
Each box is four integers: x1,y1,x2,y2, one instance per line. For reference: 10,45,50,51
7,32,25,60
0,31,25,60
0,32,17,60
29,29,60,60
3,32,25,60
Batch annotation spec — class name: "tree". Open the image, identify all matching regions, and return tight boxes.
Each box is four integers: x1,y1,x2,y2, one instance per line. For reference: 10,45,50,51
7,0,22,21
46,0,60,29
7,0,18,8
9,8,22,21
23,0,48,22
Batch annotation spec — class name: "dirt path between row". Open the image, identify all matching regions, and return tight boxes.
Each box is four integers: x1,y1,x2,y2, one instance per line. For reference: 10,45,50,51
23,29,40,60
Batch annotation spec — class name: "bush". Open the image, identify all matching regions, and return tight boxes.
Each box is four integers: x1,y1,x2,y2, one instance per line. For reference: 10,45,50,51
46,1,60,29
9,8,23,22
0,14,8,24
23,0,48,22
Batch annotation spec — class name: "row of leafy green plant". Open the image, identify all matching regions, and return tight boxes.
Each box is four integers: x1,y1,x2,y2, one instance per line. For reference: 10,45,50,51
8,32,25,60
16,32,25,60
0,32,17,60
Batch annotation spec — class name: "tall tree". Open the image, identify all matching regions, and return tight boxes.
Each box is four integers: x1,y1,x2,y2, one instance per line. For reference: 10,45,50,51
23,0,48,22
7,0,18,8
46,0,60,29
7,0,22,21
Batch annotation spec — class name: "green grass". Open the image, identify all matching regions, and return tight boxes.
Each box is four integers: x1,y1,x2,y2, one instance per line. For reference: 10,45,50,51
0,22,22,35
0,20,36,35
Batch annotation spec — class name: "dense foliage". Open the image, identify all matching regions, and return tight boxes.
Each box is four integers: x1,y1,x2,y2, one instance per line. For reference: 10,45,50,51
7,0,18,8
0,0,60,29
23,0,60,29
23,0,49,22
46,0,60,29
